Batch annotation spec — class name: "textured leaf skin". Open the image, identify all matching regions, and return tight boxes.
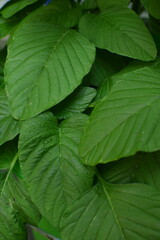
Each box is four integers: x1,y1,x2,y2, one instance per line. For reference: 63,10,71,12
52,87,96,119
19,112,94,228
0,90,19,145
79,7,157,61
0,195,26,240
79,63,160,165
5,22,95,120
141,0,160,19
1,0,38,18
61,181,160,240
5,174,41,225
81,0,98,9
23,1,82,28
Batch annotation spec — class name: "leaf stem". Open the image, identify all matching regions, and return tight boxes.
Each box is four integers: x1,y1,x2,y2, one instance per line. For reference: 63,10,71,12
27,224,58,240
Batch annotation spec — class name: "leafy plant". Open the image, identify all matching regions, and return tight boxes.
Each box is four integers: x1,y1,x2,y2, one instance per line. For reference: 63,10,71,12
0,0,160,239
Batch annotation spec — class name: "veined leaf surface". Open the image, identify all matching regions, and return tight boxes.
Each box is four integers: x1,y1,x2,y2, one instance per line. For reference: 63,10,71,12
0,90,19,145
79,63,160,165
61,180,160,240
79,7,157,61
5,22,95,120
19,113,94,228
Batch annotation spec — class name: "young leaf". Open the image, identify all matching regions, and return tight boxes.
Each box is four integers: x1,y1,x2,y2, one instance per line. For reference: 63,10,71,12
5,22,95,120
79,62,160,165
0,90,20,145
141,0,160,19
1,0,39,18
61,180,160,240
52,87,96,119
19,112,94,228
79,7,157,61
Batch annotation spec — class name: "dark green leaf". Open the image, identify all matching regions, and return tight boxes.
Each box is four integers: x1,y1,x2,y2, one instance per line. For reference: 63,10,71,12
0,195,27,240
61,180,160,240
141,0,160,19
1,0,39,18
5,22,95,120
79,62,160,165
97,0,130,10
79,7,157,60
19,113,94,228
0,90,20,145
52,87,96,119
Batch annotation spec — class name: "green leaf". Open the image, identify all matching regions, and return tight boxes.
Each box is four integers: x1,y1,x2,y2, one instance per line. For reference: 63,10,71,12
87,49,126,87
79,7,157,61
0,16,19,38
79,62,160,165
5,22,95,120
5,173,41,225
61,180,160,240
0,90,20,145
141,0,160,19
1,0,39,18
23,1,82,28
0,141,17,170
52,87,96,119
0,195,27,240
81,0,98,9
99,151,160,188
97,0,130,10
19,113,94,228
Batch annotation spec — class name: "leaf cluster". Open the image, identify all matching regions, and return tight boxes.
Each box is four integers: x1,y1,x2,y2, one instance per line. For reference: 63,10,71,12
0,0,160,239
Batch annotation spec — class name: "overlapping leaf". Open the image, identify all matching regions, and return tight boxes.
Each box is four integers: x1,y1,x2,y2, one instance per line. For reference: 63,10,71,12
52,87,96,119
0,195,26,240
5,22,95,120
79,6,157,60
79,62,160,165
19,113,94,228
97,0,130,10
23,0,82,28
141,0,160,19
61,179,160,240
1,0,39,18
0,90,19,145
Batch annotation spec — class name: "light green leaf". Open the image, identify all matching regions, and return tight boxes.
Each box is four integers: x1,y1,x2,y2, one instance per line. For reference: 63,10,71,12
79,7,157,61
19,112,94,228
0,90,20,145
52,87,96,119
79,62,160,165
5,22,95,120
141,0,160,19
97,0,130,10
23,1,82,28
1,0,39,18
61,180,160,240
0,195,26,240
